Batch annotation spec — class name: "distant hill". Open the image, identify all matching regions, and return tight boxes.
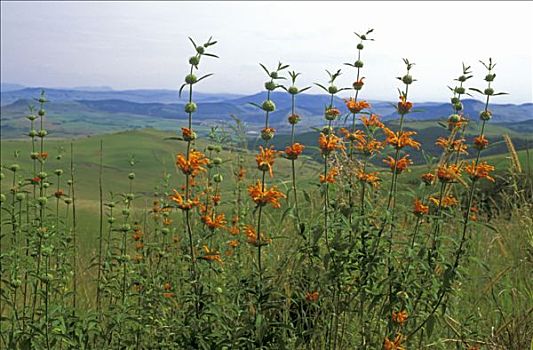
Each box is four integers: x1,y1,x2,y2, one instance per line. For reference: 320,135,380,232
1,88,532,140
0,83,26,92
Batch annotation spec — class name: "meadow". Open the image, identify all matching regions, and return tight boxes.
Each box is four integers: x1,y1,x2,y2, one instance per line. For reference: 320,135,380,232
1,33,532,350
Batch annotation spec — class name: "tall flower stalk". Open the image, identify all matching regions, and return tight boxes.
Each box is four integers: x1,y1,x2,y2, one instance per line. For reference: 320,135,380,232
174,36,218,316
283,71,310,234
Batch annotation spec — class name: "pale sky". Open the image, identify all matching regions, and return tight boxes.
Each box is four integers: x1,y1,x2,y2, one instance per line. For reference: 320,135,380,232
1,1,532,103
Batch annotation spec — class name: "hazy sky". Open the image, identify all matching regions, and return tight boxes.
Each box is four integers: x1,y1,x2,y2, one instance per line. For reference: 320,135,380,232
1,1,532,103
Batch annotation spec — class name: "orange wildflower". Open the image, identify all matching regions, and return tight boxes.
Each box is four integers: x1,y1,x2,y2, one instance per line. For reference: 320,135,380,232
397,95,413,114
470,206,479,221
38,152,49,160
237,166,246,181
392,310,409,326
437,164,461,183
54,189,64,198
429,195,459,208
340,127,366,143
212,194,221,205
361,114,384,129
181,127,195,141
325,107,341,120
228,240,239,248
163,217,172,226
421,172,436,185
169,189,199,211
256,146,278,177
356,170,380,188
473,135,489,150
353,77,365,90
248,181,286,209
435,137,467,154
202,213,227,230
383,128,420,150
465,161,495,182
176,150,209,176
199,245,222,264
244,225,272,247
383,155,412,174
135,242,144,250
285,143,305,160
413,199,429,217
355,138,384,156
318,133,345,155
448,114,468,130
345,98,370,114
383,333,406,350
320,167,340,184
305,291,319,302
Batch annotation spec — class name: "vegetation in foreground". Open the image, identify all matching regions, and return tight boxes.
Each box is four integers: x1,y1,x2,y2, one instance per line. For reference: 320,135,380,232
1,32,532,350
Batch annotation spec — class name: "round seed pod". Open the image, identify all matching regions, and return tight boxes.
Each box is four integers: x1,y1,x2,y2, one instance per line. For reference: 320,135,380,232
189,56,200,66
354,60,364,68
64,197,73,205
270,71,278,79
213,145,222,153
265,81,277,91
37,130,48,138
196,46,205,55
184,102,197,113
328,85,338,94
0,194,6,203
213,174,223,183
450,97,460,104
16,193,25,201
185,74,197,84
448,114,461,123
38,109,46,116
357,43,364,50
128,172,136,180
402,75,413,85
484,88,494,96
262,100,276,112
453,102,463,111
126,193,135,201
38,172,47,179
28,129,37,137
288,86,298,95
480,110,492,121
485,74,495,82
213,157,222,165
54,169,63,176
9,164,20,172
454,87,465,95
37,197,48,206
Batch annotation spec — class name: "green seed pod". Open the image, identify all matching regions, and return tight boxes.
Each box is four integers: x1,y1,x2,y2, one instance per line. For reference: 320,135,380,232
288,86,298,95
37,130,48,138
183,131,197,141
56,155,62,160
270,71,278,79
38,96,48,104
128,172,135,180
28,129,37,137
360,35,367,40
185,74,197,84
213,174,223,183
357,43,364,50
448,114,461,123
328,85,338,94
0,172,4,180
458,75,467,82
484,88,494,96
189,56,200,66
450,97,460,104
38,172,47,179
26,114,37,121
454,87,465,95
121,223,131,232
64,197,73,205
453,102,463,111
485,74,495,82
213,157,223,165
108,217,115,224
9,164,20,172
122,208,130,216
54,169,63,176
402,75,413,85
207,145,215,151
480,110,492,121
43,182,50,189
206,163,214,169
288,113,301,125
161,227,170,235
213,145,222,153
262,100,276,112
38,197,48,206
16,193,25,201
265,81,277,91
127,193,135,201
0,194,6,203
322,126,334,135
38,109,46,116
107,201,115,208
184,102,197,113
354,60,364,68
67,180,73,185
196,46,205,55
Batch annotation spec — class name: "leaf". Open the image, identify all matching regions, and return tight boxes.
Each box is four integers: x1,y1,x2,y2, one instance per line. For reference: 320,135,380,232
314,83,329,93
188,37,198,49
469,88,484,94
259,63,270,76
196,73,214,83
299,86,312,93
178,83,187,98
203,53,219,58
